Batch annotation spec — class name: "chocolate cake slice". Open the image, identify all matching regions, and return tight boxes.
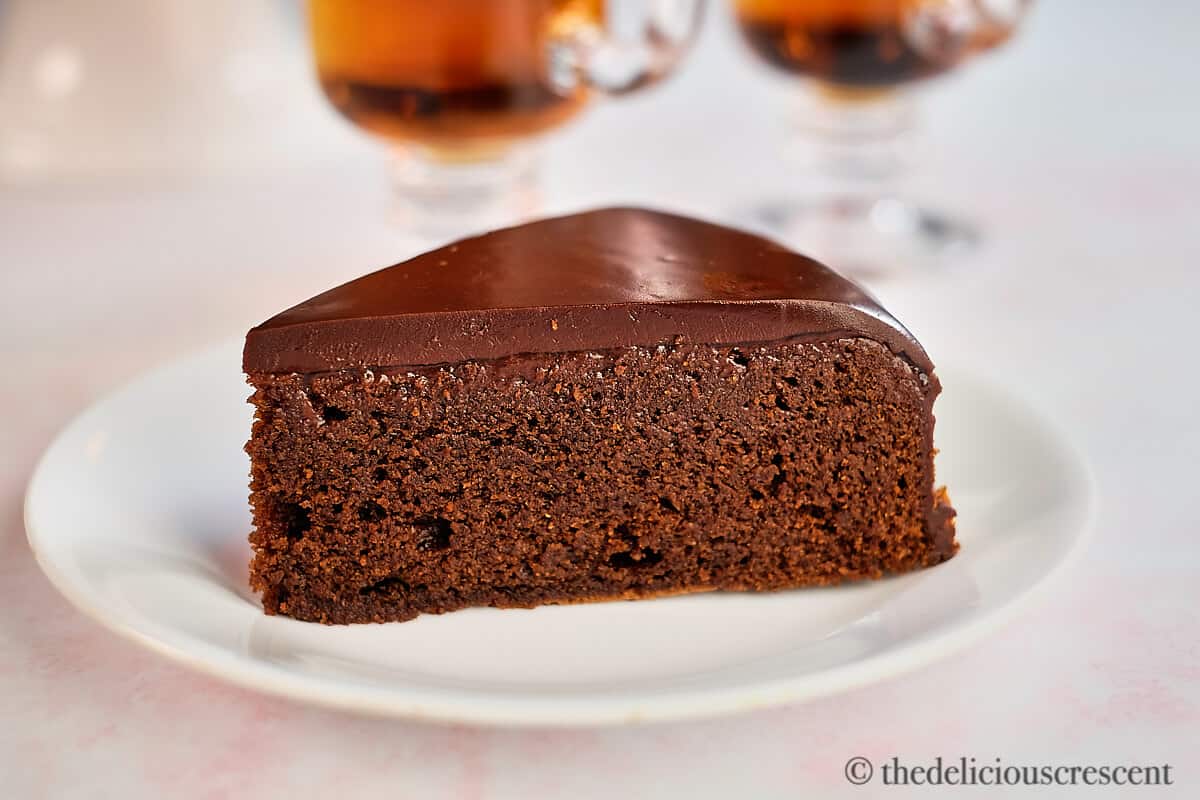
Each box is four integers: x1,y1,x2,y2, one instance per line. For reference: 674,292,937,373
244,208,956,624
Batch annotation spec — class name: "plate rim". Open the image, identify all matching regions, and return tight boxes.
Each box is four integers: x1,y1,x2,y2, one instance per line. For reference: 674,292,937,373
24,339,1097,727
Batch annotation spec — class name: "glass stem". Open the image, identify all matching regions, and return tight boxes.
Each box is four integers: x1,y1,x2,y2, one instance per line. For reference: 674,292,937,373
791,86,915,198
745,84,977,280
387,143,541,243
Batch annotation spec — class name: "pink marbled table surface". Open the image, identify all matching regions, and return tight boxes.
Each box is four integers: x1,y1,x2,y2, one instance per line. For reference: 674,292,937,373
3,2,1197,797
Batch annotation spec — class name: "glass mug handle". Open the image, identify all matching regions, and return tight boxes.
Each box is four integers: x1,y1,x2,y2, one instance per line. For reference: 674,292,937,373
903,0,1033,66
545,0,708,96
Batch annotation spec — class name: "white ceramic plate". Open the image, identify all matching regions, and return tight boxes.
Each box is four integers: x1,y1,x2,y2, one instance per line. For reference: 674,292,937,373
26,340,1093,726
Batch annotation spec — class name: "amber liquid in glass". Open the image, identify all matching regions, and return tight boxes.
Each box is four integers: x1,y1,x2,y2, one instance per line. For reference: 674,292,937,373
310,0,604,153
735,0,1013,89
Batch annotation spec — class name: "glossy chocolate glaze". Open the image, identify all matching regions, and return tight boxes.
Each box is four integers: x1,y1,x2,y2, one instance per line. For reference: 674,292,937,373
243,208,933,375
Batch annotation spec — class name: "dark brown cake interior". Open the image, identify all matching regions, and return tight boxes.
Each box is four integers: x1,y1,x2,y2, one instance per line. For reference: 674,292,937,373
248,336,954,624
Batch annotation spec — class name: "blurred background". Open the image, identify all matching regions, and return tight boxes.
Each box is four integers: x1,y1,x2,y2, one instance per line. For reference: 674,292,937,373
3,1,1197,797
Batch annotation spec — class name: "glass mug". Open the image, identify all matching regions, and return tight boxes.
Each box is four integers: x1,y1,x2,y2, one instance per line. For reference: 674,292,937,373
732,0,1032,279
309,0,706,238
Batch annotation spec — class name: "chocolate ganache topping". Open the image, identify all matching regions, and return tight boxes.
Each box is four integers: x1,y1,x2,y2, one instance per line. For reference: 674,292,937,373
243,208,932,375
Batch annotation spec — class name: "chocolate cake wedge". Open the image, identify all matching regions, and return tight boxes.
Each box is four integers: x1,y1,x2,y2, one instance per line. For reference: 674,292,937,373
244,208,956,624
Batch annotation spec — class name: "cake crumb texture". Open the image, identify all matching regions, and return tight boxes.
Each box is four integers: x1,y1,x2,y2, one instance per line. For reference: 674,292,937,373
246,337,956,624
